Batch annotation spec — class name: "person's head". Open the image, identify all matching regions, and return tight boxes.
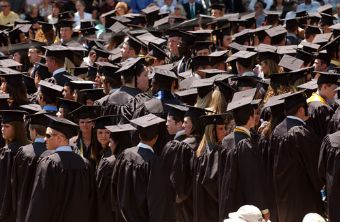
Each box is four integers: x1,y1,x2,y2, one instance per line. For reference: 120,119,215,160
222,35,233,49
302,213,326,222
122,61,149,92
0,0,11,15
60,26,73,42
173,4,186,17
3,77,28,105
29,3,39,16
314,59,329,72
211,5,224,18
75,0,86,13
284,91,309,121
46,56,65,72
254,1,264,16
139,124,159,146
121,37,140,59
52,2,62,17
45,127,69,149
28,48,42,64
168,35,180,57
63,83,75,100
182,116,193,136
79,117,94,134
318,83,338,101
115,2,128,16
261,59,280,76
2,121,27,144
96,128,111,148
29,124,46,141
233,105,256,129
236,59,254,74
166,114,184,135
196,122,227,156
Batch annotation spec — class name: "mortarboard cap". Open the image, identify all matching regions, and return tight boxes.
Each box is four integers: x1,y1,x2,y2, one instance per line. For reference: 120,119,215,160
130,113,165,128
68,105,101,120
280,90,307,112
0,58,22,68
38,21,53,33
312,33,332,46
297,79,318,91
200,114,226,127
279,54,304,71
295,48,314,65
105,123,136,133
69,80,94,91
265,25,287,38
39,80,63,98
96,61,120,77
165,103,188,119
45,114,78,139
70,66,88,77
43,45,69,58
91,115,119,129
93,46,111,59
320,13,335,26
305,25,321,36
318,4,333,15
226,50,257,63
317,71,340,85
26,110,50,126
227,93,254,111
0,73,23,85
23,75,37,94
20,104,42,114
76,88,105,104
57,98,82,113
263,94,284,108
210,3,225,11
57,19,75,28
277,45,297,55
0,110,27,123
175,88,198,105
148,42,168,60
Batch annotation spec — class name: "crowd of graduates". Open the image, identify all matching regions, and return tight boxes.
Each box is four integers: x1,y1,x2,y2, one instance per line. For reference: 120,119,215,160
0,0,340,222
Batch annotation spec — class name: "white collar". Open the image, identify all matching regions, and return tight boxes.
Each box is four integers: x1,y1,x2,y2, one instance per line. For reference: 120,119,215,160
138,142,154,153
55,146,73,152
287,116,305,125
53,67,66,76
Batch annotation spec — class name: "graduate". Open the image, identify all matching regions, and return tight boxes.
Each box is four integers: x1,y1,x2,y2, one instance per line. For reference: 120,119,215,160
318,127,340,222
11,111,51,222
112,114,167,221
271,91,324,222
307,71,340,140
220,93,269,222
25,115,96,222
0,110,30,222
95,123,136,222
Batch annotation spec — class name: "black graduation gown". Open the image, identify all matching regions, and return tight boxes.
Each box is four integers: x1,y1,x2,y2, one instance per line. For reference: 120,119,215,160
271,118,323,222
53,71,71,86
25,151,96,222
112,146,167,222
327,106,340,134
318,131,340,222
11,142,47,222
307,100,334,141
219,132,267,222
96,155,116,222
193,143,220,222
160,140,194,222
0,141,25,222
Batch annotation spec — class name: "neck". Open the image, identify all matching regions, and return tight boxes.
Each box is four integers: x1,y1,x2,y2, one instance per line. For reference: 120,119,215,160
125,82,135,88
3,11,9,16
141,140,154,148
241,124,251,131
82,131,91,140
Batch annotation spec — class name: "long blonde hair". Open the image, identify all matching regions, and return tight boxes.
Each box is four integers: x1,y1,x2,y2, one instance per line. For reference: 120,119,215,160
195,91,212,109
196,124,217,157
208,88,227,114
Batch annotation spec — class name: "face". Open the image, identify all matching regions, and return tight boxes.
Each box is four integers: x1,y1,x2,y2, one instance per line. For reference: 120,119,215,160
164,0,172,5
109,137,118,153
52,5,60,16
1,80,6,93
45,127,65,150
166,115,183,135
94,74,103,88
196,48,210,56
255,3,263,14
86,99,94,106
216,124,227,143
63,86,74,100
89,51,96,63
223,35,232,48
75,1,85,12
56,107,65,118
13,52,21,63
115,6,125,16
254,107,261,127
321,84,338,100
1,123,15,141
261,61,269,75
97,128,110,147
28,48,39,63
79,118,93,134
136,67,149,92
1,2,10,14
182,116,193,136
211,9,223,18
46,57,55,72
60,27,73,41
314,59,327,72
168,37,180,55
121,42,134,59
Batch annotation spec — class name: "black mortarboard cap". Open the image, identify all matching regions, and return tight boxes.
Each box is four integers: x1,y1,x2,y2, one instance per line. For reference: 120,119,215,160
38,21,53,33
70,66,88,77
297,79,318,91
0,73,23,85
43,45,69,59
227,93,254,111
91,115,119,129
0,58,22,68
200,114,226,126
27,111,50,126
318,4,333,15
178,31,196,45
93,46,111,59
305,25,321,36
130,113,165,128
105,123,136,133
0,110,27,123
116,57,144,75
148,42,168,60
153,68,177,80
280,90,307,112
312,33,332,46
165,103,188,119
175,88,198,105
226,50,257,63
58,11,74,20
68,105,101,120
96,61,120,77
23,75,37,94
300,41,320,53
69,80,94,91
320,13,335,26
45,114,78,139
20,104,42,114
57,98,82,113
77,89,105,104
279,54,304,71
263,94,285,108
317,71,340,85
57,19,75,28
39,80,63,98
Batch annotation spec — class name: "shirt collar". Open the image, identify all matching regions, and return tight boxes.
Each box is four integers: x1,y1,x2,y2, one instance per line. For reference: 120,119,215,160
53,67,66,76
56,146,73,152
34,138,45,143
138,142,154,153
43,105,58,112
287,115,306,125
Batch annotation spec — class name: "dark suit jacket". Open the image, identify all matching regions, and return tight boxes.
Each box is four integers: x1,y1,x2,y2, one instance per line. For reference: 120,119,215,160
224,0,245,13
183,2,205,19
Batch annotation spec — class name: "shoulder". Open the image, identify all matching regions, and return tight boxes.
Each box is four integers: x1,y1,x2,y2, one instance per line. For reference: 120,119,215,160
327,131,340,148
17,143,35,158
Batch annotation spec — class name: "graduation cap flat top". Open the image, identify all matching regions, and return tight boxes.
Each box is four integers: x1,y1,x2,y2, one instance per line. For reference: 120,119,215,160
153,68,177,80
312,33,332,45
137,32,166,46
276,45,297,55
263,94,285,108
279,55,304,71
91,115,119,129
317,71,340,84
227,95,254,111
0,59,22,68
105,123,137,133
20,104,43,114
175,88,198,97
265,25,287,37
280,90,307,111
0,110,27,123
130,113,165,128
39,80,64,93
165,103,189,118
116,57,144,74
200,114,226,126
45,114,78,139
226,50,257,62
297,79,318,91
256,43,277,52
68,105,101,120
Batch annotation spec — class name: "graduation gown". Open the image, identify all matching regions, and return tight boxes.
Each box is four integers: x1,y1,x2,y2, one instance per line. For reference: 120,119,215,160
11,142,47,222
219,131,267,222
0,141,26,222
271,118,323,222
307,93,335,140
25,150,96,222
96,155,116,222
112,146,170,222
160,140,194,222
318,131,340,222
327,106,340,134
193,143,220,222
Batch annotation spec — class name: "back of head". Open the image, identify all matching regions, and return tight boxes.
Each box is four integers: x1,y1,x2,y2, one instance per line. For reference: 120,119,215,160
302,213,326,222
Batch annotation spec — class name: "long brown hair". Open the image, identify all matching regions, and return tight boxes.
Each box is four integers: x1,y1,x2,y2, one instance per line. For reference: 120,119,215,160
6,121,30,146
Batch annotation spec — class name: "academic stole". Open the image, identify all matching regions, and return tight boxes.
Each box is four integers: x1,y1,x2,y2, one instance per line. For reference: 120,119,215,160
233,127,250,137
307,92,327,105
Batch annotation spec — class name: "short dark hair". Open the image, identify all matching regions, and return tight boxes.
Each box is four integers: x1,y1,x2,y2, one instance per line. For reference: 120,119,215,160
50,56,65,67
104,75,122,89
122,63,145,84
169,115,183,124
232,105,254,126
40,92,56,105
139,124,160,141
237,58,253,70
29,124,47,136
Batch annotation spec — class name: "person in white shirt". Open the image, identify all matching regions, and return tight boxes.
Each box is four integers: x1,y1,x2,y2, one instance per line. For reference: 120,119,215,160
73,0,92,28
